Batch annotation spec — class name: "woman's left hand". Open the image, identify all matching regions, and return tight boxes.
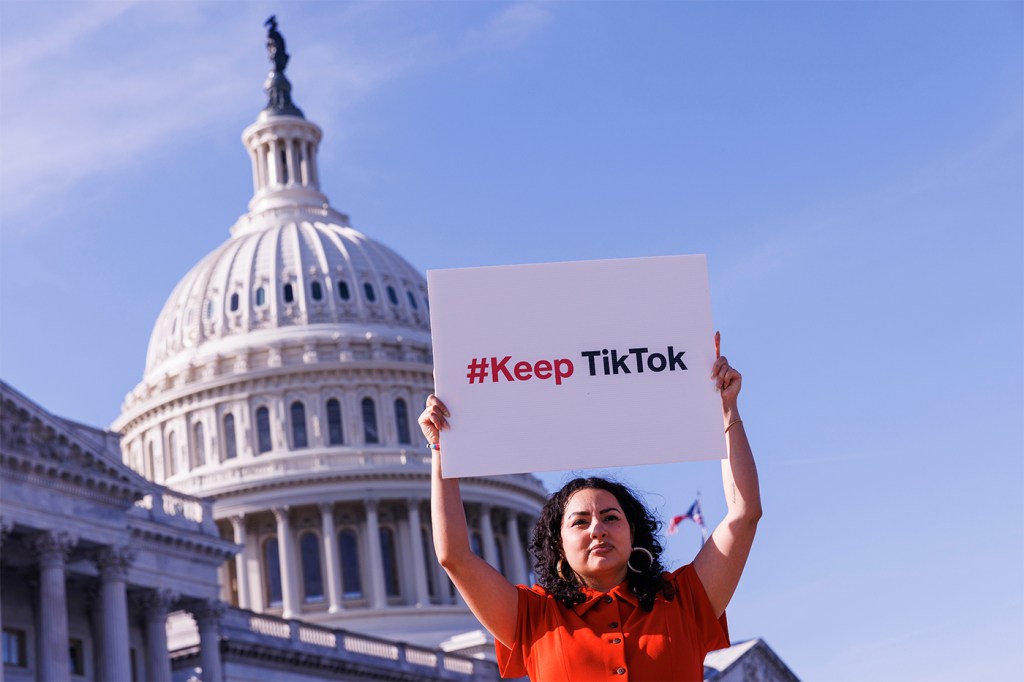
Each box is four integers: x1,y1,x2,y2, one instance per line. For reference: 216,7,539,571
712,331,742,403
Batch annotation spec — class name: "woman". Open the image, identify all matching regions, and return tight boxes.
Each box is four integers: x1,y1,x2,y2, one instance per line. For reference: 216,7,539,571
419,333,760,681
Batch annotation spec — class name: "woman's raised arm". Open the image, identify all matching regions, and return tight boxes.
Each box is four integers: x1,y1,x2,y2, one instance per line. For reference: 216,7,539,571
693,333,763,617
419,396,520,647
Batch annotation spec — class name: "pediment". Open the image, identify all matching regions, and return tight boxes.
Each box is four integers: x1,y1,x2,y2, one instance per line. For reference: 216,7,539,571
0,381,147,504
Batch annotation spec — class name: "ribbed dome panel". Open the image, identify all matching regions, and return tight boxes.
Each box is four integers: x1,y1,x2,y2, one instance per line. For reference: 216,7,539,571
143,211,430,377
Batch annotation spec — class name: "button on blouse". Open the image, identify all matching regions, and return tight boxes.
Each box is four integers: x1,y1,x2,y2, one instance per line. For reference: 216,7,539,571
496,563,729,681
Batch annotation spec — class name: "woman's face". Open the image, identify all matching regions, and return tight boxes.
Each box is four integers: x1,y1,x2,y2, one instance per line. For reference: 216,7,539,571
560,487,634,591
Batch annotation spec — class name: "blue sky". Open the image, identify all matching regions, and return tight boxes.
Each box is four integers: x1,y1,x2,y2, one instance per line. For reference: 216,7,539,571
1,2,1021,679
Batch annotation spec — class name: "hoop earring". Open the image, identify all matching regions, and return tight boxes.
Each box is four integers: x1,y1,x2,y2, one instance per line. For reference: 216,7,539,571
627,546,654,573
556,558,569,582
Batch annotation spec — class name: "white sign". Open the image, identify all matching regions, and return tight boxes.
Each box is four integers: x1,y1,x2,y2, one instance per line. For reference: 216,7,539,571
427,255,725,478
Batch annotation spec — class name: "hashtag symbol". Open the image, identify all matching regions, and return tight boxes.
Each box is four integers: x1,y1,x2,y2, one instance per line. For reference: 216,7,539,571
466,357,489,384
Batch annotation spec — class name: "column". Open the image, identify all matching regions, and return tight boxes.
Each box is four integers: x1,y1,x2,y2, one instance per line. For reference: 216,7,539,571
287,138,300,187
229,515,250,609
363,499,387,608
505,512,528,585
0,519,11,682
479,505,500,571
272,506,298,618
96,546,135,682
140,589,176,682
190,600,225,682
308,143,319,188
319,503,343,613
268,139,281,186
406,499,430,607
33,531,76,682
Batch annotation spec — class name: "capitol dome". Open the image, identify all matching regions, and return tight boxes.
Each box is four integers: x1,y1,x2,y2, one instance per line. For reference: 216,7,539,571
113,24,544,647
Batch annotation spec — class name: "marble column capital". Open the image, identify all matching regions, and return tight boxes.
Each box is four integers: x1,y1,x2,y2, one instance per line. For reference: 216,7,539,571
318,501,336,515
271,506,291,523
32,530,77,566
135,588,179,621
229,514,247,531
96,545,136,581
189,598,226,626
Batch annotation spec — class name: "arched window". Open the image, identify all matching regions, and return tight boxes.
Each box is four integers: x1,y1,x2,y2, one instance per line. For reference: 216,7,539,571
363,282,376,303
166,432,177,476
339,529,362,598
255,286,266,307
386,285,399,306
311,281,323,301
380,527,400,597
283,283,294,303
264,538,283,606
361,398,379,444
279,149,289,184
223,414,238,460
256,406,272,454
193,422,205,468
326,398,344,445
338,281,350,301
407,291,418,310
421,527,437,598
290,401,308,449
394,398,411,445
300,532,324,603
230,292,239,312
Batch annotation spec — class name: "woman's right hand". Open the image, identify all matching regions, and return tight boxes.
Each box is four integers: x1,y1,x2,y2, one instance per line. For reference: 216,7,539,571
418,395,450,446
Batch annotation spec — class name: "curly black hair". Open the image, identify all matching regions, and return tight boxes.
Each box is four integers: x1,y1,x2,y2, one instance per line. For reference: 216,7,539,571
529,477,674,611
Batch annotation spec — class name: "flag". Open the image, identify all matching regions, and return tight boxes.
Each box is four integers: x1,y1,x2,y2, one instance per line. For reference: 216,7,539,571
668,498,705,536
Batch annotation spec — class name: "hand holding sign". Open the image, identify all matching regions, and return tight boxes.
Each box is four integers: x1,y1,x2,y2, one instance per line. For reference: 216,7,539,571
712,331,742,403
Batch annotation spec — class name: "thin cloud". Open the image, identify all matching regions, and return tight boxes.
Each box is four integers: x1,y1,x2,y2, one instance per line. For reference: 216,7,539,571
0,2,554,227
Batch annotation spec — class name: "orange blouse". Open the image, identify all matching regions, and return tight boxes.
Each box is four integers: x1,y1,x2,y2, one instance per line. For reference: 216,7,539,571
496,564,729,681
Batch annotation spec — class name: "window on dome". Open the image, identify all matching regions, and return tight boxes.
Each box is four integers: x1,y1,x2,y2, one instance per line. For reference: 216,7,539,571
256,407,272,454
230,293,239,312
386,285,399,306
380,527,400,597
421,527,437,598
407,291,418,310
264,538,283,606
300,532,324,603
338,281,350,301
166,432,177,476
206,300,214,319
290,401,308,449
311,281,323,301
339,529,363,598
394,398,411,445
193,422,205,468
326,398,344,445
361,398,379,444
363,283,376,303
283,283,294,304
223,414,238,460
256,287,266,307
279,149,289,185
